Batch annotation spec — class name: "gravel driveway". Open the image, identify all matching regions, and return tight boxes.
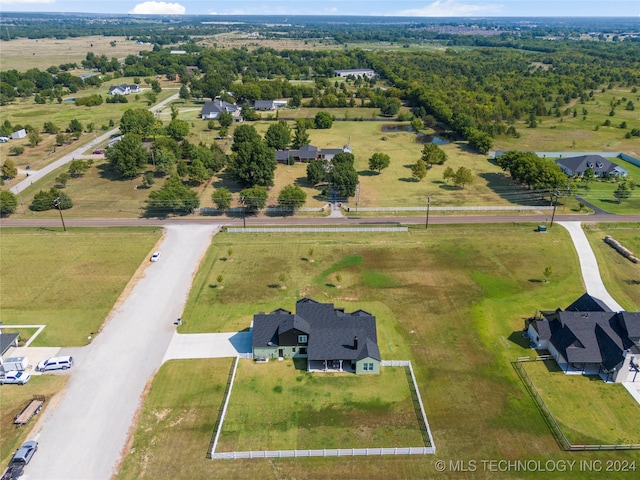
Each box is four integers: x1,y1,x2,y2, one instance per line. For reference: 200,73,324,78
23,224,219,480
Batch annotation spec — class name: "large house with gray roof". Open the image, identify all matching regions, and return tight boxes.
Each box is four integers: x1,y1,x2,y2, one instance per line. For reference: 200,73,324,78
275,144,351,164
200,100,242,121
527,293,640,383
555,155,628,178
252,298,381,374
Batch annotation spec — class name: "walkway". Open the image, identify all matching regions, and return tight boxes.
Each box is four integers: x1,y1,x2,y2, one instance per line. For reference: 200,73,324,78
557,222,624,311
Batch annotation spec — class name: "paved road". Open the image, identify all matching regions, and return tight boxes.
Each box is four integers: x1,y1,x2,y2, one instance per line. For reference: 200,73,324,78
24,224,219,480
558,222,624,311
2,213,640,229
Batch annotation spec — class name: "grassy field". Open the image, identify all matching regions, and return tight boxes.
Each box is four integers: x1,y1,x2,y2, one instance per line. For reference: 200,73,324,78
582,223,640,311
573,159,640,214
123,225,640,479
0,375,68,466
494,88,640,156
216,360,425,452
0,36,152,72
116,358,233,480
522,360,640,445
0,227,162,346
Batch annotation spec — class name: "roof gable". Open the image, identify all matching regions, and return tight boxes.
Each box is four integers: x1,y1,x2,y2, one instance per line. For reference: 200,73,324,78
566,293,612,313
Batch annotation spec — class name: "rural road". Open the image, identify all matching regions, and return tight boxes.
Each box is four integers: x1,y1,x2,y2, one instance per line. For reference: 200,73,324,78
9,92,180,196
23,223,220,480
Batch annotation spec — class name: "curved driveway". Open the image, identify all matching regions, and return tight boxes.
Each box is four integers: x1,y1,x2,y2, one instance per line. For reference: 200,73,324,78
24,223,219,480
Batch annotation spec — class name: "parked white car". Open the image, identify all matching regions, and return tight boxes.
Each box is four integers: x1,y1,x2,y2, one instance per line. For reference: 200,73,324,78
0,371,31,385
36,356,74,372
150,251,161,262
0,136,9,143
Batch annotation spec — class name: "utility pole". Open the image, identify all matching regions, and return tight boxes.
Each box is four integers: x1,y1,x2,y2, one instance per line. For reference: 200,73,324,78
53,197,67,232
425,195,431,230
240,195,246,229
549,197,557,228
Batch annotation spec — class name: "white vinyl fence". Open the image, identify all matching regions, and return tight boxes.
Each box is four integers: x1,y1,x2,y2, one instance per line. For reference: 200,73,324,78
227,227,408,233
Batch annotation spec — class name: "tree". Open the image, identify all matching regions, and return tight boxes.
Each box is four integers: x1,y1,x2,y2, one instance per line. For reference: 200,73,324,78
264,120,291,150
292,119,310,149
614,182,632,204
212,187,232,211
55,132,66,145
119,108,158,137
165,119,190,141
9,145,24,156
442,166,455,184
453,166,474,188
30,188,72,211
176,159,188,178
1,159,18,179
106,134,148,178
27,130,42,147
231,124,261,152
142,172,155,188
240,185,268,213
0,190,18,215
368,152,390,173
278,184,307,211
583,167,595,189
229,140,277,187
380,97,401,116
188,158,210,185
314,111,333,129
55,172,71,187
147,174,200,214
179,85,190,102
67,118,83,133
307,159,326,186
217,112,233,129
411,158,428,181
68,159,91,177
154,147,177,177
43,122,59,134
331,162,359,198
332,152,355,168
411,117,424,132
465,128,493,154
543,266,552,283
421,143,447,167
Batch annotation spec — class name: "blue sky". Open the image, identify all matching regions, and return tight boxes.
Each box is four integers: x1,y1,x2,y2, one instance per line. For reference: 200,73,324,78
0,1,639,17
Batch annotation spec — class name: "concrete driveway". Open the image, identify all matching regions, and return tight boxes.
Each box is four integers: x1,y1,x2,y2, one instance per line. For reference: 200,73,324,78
23,224,219,480
162,331,252,363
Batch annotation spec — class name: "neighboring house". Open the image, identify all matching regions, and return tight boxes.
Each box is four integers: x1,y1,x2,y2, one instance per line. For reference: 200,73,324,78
170,50,187,55
527,293,640,383
200,100,242,120
252,298,381,374
0,324,19,360
253,100,288,110
556,155,628,178
275,144,352,164
11,129,26,140
335,69,376,78
108,84,141,96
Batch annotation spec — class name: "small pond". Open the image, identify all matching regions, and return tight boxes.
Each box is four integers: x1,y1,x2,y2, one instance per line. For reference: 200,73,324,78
380,124,450,144
64,98,76,102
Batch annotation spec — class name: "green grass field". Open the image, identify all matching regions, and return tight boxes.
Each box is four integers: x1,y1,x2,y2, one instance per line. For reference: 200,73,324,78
0,227,162,346
573,159,640,214
582,223,640,311
124,225,640,479
216,360,425,452
522,360,640,445
0,375,68,466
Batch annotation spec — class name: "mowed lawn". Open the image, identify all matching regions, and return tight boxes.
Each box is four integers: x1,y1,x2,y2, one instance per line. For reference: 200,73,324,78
582,223,640,311
0,375,68,467
0,227,162,346
522,360,640,445
216,360,425,452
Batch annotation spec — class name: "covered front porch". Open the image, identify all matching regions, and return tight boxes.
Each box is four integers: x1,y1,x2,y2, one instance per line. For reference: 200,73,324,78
308,359,355,373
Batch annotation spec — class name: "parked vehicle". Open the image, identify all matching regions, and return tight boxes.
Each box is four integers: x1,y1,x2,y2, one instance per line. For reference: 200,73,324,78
92,149,105,155
150,251,161,262
11,441,38,465
36,356,73,372
0,371,31,385
0,136,9,143
14,396,45,427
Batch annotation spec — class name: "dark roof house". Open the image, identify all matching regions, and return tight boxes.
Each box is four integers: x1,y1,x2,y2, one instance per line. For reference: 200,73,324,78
556,155,628,177
252,298,381,374
200,100,241,120
527,293,640,383
275,144,351,164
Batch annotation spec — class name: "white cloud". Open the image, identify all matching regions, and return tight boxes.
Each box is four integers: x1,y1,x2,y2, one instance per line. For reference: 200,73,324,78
396,1,501,17
129,2,186,15
0,0,55,4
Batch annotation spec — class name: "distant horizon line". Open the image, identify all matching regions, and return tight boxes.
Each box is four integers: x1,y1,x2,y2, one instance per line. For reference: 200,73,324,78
0,11,638,19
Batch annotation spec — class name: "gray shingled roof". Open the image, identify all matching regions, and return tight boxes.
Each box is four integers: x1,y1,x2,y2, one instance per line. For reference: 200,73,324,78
621,312,640,340
565,293,612,313
201,100,239,116
251,298,380,361
0,333,19,356
556,155,627,176
254,100,275,109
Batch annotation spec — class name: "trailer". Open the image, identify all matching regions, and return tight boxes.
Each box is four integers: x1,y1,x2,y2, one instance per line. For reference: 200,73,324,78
2,357,28,372
14,395,45,427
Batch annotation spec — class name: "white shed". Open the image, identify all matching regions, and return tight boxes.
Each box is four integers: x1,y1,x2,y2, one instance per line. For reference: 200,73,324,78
11,129,27,140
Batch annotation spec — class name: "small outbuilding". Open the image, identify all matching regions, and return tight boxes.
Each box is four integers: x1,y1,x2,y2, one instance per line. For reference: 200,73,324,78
11,129,27,140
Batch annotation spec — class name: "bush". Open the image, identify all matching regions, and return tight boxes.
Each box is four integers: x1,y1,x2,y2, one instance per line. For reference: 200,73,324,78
0,190,18,215
75,94,103,107
30,188,72,211
9,146,24,156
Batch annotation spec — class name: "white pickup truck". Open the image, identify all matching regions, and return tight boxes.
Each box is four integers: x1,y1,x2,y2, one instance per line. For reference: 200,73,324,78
0,371,31,385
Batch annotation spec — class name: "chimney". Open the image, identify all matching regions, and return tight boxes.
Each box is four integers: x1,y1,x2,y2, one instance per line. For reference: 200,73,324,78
353,336,358,350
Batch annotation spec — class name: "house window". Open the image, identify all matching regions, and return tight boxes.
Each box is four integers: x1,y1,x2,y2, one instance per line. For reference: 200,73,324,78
292,348,296,353
300,347,307,355
298,335,308,344
363,362,374,371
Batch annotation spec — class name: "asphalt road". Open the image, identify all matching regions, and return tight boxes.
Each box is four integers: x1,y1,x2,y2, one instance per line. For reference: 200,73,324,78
1,212,639,228
23,224,220,480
